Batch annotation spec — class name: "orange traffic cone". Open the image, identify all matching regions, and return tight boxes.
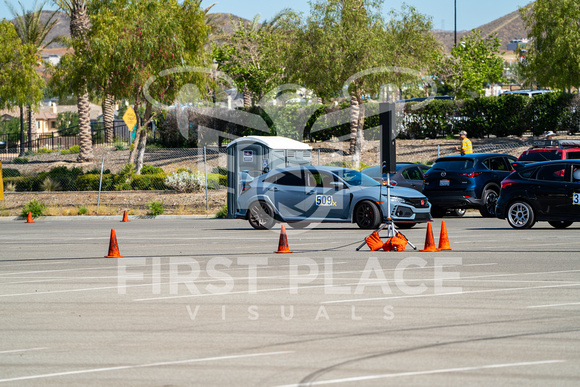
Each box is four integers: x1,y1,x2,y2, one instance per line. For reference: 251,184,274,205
438,221,452,251
365,231,383,251
121,211,129,222
105,229,123,258
420,222,438,252
26,211,34,223
274,225,293,253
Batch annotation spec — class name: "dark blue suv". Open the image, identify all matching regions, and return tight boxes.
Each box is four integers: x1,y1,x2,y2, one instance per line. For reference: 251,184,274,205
423,153,517,217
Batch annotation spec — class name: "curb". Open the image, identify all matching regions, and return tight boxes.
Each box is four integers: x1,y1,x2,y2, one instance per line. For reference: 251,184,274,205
0,215,216,221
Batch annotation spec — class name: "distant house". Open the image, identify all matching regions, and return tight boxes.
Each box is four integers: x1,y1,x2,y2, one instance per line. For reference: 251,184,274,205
35,103,103,137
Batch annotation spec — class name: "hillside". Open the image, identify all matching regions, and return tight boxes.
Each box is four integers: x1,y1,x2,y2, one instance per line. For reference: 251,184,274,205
433,8,528,53
25,8,528,57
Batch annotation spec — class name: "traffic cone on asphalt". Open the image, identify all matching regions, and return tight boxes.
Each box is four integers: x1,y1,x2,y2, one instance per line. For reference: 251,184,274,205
274,225,293,253
105,229,123,258
420,222,438,252
26,212,34,223
365,231,383,251
121,211,129,222
438,221,452,251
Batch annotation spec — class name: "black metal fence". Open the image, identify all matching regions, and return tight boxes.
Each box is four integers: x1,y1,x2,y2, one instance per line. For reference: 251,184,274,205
0,120,130,161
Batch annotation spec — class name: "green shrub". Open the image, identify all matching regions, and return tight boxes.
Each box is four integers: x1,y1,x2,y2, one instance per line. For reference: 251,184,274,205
131,173,168,190
68,145,80,154
60,149,70,155
13,157,29,164
21,199,46,217
206,173,221,190
36,147,54,154
4,176,42,191
214,205,227,218
41,177,61,192
76,174,115,191
145,201,164,216
177,168,192,174
2,168,20,178
140,164,164,175
78,206,88,215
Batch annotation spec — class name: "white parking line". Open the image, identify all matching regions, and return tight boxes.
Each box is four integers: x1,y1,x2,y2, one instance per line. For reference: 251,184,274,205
0,347,46,355
321,283,580,304
0,350,292,383
276,360,564,386
528,302,580,308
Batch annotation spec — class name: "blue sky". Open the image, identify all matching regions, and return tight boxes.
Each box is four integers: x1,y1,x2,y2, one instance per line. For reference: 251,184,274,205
1,0,531,31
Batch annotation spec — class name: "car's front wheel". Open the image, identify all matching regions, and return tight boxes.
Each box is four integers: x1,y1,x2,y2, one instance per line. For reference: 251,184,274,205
507,201,536,229
479,187,499,217
548,221,573,229
248,201,276,230
354,201,381,229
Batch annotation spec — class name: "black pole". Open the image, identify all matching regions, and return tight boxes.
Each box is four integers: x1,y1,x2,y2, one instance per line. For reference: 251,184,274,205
19,105,25,156
27,105,32,153
454,0,457,47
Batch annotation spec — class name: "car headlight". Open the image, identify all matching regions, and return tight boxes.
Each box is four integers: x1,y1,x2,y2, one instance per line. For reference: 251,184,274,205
385,195,405,203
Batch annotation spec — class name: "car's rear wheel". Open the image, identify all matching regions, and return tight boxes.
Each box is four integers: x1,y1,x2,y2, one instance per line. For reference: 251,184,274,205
394,222,416,229
507,201,536,229
355,201,381,229
479,187,499,217
248,201,276,230
451,208,466,217
548,221,573,229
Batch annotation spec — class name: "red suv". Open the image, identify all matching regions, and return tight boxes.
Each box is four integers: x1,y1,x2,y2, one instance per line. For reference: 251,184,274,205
513,139,580,169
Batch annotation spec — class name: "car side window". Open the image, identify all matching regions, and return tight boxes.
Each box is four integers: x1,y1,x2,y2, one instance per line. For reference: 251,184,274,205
403,167,422,180
275,171,305,186
535,164,569,182
484,157,509,171
573,166,580,182
566,151,580,160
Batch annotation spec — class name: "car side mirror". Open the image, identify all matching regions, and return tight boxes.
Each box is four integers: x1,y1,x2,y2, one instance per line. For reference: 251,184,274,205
329,181,344,190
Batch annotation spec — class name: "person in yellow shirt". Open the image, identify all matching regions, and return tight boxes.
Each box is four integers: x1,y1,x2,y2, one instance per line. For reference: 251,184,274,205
456,130,473,155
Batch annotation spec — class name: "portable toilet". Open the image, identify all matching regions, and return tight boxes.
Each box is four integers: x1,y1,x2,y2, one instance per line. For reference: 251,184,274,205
226,136,313,218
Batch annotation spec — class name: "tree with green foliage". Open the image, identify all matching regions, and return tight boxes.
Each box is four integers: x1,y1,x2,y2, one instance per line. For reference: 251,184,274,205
287,0,438,166
435,30,505,98
213,10,295,107
72,0,210,173
0,19,44,153
53,0,94,162
520,0,580,92
5,0,58,145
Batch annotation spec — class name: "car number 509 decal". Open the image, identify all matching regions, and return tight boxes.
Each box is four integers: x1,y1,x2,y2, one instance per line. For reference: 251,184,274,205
574,193,580,205
316,195,336,206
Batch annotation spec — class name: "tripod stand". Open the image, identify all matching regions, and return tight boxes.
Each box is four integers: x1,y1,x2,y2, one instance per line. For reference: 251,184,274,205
356,166,417,251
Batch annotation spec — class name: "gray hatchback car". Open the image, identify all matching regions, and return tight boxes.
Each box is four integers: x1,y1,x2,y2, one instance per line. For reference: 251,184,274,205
236,166,431,229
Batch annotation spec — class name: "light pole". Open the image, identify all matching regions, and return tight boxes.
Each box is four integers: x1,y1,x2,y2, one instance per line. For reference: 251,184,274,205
454,0,457,47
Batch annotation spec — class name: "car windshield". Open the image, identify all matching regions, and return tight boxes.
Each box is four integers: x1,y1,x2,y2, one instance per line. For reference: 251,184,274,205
334,169,379,186
519,150,560,161
431,158,475,171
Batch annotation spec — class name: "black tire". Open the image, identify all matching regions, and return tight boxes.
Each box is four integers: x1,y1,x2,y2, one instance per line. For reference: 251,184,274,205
479,187,499,218
548,221,573,229
354,201,381,229
451,208,466,217
431,206,446,218
394,222,416,229
288,222,310,229
507,200,536,229
248,201,276,230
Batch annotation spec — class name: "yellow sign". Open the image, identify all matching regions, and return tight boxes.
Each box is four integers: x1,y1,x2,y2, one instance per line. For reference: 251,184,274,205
0,161,4,201
123,106,137,132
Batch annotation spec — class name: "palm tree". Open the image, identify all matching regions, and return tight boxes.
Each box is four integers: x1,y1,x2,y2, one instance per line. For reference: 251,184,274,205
54,0,93,162
6,0,59,148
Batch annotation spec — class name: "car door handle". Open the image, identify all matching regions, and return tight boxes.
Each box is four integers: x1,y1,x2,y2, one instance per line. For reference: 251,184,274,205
307,190,316,195
267,187,279,192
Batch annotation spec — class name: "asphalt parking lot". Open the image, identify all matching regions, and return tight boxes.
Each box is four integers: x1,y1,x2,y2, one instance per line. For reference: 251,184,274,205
1,216,579,386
